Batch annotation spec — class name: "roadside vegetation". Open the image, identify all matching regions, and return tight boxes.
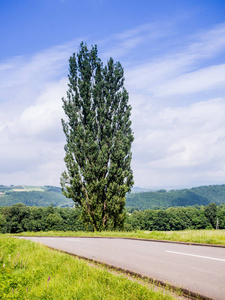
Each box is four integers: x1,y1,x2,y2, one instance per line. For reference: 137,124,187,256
0,235,177,300
14,229,225,245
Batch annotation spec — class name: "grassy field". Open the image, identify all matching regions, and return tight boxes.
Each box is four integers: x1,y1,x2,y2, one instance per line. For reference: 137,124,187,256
0,235,178,300
14,229,225,245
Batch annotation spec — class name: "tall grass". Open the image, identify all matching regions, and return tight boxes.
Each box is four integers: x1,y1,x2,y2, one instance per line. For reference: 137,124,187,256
0,235,176,299
15,229,225,245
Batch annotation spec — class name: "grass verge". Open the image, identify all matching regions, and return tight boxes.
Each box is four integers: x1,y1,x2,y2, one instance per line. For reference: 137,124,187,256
0,235,178,299
14,229,225,245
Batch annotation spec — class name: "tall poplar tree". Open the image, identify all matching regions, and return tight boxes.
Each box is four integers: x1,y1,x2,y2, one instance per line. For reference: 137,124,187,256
61,42,134,231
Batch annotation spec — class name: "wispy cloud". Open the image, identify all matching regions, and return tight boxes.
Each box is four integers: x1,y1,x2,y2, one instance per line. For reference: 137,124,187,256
125,23,225,98
153,63,225,97
99,22,175,62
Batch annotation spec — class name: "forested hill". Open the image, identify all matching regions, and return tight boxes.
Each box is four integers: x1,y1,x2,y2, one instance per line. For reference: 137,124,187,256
126,185,225,210
0,185,73,207
0,184,225,209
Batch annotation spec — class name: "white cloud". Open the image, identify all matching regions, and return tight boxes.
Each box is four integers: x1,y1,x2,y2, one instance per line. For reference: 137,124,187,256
17,78,67,141
132,98,225,188
0,41,78,185
1,22,225,188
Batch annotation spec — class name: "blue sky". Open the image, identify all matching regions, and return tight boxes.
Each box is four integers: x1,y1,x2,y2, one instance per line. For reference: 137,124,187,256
1,0,225,189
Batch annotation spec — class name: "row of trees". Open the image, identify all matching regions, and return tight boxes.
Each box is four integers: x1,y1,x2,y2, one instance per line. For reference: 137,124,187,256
0,203,224,233
0,204,85,233
126,203,225,231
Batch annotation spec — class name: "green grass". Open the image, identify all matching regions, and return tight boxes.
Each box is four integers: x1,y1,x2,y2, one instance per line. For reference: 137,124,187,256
0,235,177,299
14,229,225,245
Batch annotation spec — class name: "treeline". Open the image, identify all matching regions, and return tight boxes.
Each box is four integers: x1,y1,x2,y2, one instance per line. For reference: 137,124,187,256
0,203,225,233
126,203,225,231
0,204,85,233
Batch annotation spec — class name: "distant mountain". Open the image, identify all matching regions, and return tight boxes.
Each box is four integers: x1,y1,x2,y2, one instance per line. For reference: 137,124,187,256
130,187,154,193
1,184,225,209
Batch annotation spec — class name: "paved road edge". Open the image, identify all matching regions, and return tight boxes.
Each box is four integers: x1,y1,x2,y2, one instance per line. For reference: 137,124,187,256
18,235,225,248
45,244,213,300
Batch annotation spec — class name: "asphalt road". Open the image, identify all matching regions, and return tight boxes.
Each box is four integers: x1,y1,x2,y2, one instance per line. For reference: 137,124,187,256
19,237,225,300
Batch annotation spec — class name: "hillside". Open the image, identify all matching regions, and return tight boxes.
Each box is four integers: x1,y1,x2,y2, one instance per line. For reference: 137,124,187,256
0,185,73,207
0,184,225,209
0,185,150,208
126,185,225,210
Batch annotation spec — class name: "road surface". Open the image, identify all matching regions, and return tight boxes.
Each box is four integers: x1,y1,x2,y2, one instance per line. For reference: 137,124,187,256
18,237,225,299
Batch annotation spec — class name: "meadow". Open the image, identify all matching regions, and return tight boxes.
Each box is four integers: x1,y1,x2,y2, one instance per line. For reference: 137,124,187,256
0,234,178,300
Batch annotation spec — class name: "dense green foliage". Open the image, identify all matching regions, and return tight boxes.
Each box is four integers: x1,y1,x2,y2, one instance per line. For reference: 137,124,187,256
0,204,85,233
61,43,134,231
126,185,225,210
0,236,175,299
1,203,225,233
126,204,225,231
